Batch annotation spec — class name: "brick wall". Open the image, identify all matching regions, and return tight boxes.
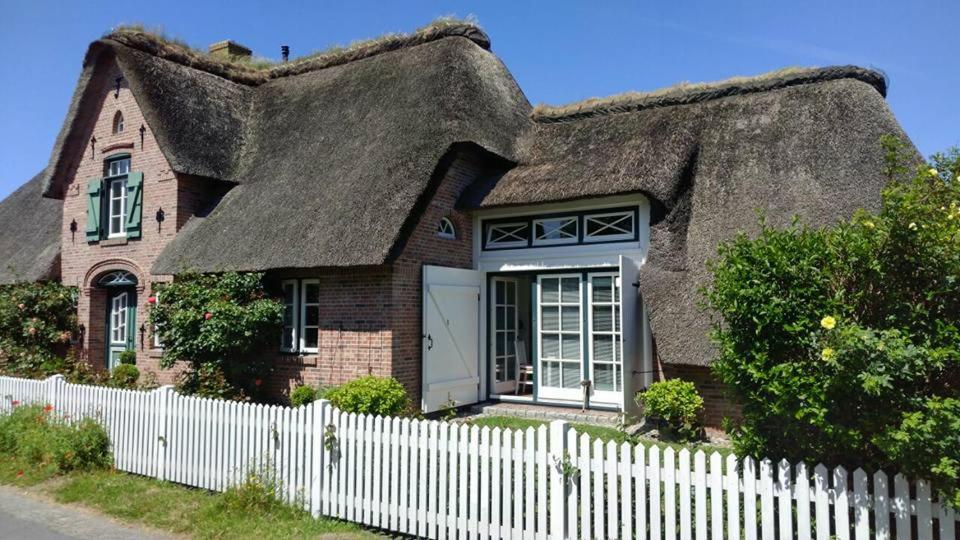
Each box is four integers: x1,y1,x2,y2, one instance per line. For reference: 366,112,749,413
57,56,221,384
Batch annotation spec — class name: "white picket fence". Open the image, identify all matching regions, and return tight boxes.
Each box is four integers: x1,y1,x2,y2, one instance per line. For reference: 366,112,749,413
1,374,957,539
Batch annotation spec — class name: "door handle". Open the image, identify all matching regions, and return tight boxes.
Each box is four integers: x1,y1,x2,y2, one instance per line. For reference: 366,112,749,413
425,334,433,350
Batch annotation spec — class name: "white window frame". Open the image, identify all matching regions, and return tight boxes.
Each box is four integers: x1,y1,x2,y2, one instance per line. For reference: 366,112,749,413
280,279,299,353
299,279,320,354
110,292,128,345
486,222,529,249
584,210,635,243
107,177,128,238
536,273,584,398
532,216,578,246
437,217,457,239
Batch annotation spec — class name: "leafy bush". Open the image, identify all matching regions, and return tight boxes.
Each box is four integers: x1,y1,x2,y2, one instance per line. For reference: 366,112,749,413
290,385,318,407
636,379,704,441
704,139,960,503
326,376,409,416
0,404,111,473
118,350,137,365
110,364,140,389
149,272,283,399
0,282,78,377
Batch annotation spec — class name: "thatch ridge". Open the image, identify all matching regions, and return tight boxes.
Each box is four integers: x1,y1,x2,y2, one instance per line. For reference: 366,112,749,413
532,66,887,123
104,19,490,86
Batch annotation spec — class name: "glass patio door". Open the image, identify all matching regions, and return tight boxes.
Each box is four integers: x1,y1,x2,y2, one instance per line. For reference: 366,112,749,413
536,274,583,401
491,277,519,394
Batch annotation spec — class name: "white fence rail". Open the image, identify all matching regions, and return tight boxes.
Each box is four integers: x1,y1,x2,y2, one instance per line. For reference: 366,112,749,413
2,374,957,539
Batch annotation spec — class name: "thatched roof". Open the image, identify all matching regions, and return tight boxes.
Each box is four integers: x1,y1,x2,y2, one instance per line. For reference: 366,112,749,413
36,22,531,272
463,67,914,366
0,171,61,284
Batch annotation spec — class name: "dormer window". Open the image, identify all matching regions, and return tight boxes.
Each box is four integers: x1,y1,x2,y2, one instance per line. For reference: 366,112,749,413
112,111,124,134
437,217,456,239
86,155,143,242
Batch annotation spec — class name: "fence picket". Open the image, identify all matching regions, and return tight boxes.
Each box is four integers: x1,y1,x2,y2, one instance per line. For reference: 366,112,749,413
536,425,547,540
759,459,774,540
778,459,794,540
940,498,957,540
917,479,933,540
679,448,692,540
725,454,740,540
708,452,721,540
593,439,605,540
893,473,909,540
834,466,850,540
694,450,706,540
665,447,677,540
579,434,592,540
853,468,869,540
437,422,449,540
620,442,632,540
491,427,502,540
564,428,576,540
606,440,619,540
743,456,758,540
524,426,535,540
480,426,491,540
796,462,812,540
650,445,662,540
635,445,647,540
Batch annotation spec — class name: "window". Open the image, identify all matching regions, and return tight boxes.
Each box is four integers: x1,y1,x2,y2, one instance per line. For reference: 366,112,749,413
481,206,639,251
437,217,456,239
87,157,142,242
106,157,130,177
589,274,622,392
584,211,634,242
486,222,529,249
533,216,578,246
538,275,582,390
112,111,124,134
107,177,127,238
281,279,320,354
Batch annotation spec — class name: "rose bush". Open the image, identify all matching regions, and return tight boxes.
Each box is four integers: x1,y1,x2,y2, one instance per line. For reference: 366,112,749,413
0,282,78,378
704,138,960,505
149,272,283,399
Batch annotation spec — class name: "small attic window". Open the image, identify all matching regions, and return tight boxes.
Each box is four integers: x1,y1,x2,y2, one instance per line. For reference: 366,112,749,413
437,217,456,239
112,111,124,134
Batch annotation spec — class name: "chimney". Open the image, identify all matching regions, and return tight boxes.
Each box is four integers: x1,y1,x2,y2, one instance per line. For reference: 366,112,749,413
281,45,290,63
208,40,252,59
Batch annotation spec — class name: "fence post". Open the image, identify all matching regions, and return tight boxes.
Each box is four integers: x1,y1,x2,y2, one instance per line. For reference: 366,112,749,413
45,374,65,410
311,399,332,518
549,419,569,540
154,385,175,481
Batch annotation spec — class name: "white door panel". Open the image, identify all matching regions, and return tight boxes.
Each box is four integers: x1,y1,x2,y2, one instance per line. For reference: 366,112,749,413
620,255,645,415
422,266,481,413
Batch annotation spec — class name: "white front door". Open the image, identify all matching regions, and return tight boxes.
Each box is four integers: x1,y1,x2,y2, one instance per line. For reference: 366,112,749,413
491,277,520,394
536,274,584,401
421,265,482,413
108,291,129,370
587,272,622,406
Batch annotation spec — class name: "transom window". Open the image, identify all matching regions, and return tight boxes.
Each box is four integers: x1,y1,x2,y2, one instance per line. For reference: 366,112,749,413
533,216,578,246
106,157,130,177
486,222,529,248
437,217,456,239
281,279,320,354
482,206,638,250
97,270,138,287
585,211,635,242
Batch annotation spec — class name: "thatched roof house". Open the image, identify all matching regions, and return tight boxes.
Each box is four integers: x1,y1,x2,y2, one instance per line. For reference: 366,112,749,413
0,21,914,419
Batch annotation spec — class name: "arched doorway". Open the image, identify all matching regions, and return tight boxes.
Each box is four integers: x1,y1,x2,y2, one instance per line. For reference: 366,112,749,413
97,270,138,369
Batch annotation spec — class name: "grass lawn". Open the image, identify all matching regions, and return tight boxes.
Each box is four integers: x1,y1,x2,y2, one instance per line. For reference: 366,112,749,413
465,415,733,457
0,458,374,539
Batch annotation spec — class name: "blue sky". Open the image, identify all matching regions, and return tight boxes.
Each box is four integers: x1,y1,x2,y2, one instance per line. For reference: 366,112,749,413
1,0,957,199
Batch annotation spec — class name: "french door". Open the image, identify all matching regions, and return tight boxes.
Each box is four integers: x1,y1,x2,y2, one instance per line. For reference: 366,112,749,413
536,274,584,401
535,271,625,405
491,277,520,394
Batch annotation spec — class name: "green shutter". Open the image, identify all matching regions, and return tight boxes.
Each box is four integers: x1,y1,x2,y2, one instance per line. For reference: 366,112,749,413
125,171,143,239
85,178,102,242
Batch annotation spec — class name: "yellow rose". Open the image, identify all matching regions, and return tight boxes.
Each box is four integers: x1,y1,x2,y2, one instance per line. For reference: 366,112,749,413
909,222,918,230
820,316,837,330
863,220,875,229
821,348,836,361
929,168,939,177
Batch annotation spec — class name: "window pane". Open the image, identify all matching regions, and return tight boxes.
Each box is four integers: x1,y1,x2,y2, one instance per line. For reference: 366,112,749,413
562,362,580,388
541,307,559,331
282,328,294,349
593,335,614,362
561,335,580,360
506,333,516,355
283,305,294,326
496,281,505,304
488,223,528,246
303,328,318,349
541,279,559,303
505,282,516,304
593,305,613,332
542,334,560,359
594,364,615,391
534,217,577,241
304,283,320,304
561,306,579,331
561,278,579,303
585,212,633,238
283,283,296,304
305,306,319,326
505,306,515,328
545,361,560,387
592,277,612,302
496,306,506,330
496,332,505,356
615,305,621,332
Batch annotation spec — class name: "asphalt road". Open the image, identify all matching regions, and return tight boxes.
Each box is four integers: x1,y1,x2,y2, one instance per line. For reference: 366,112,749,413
0,485,173,540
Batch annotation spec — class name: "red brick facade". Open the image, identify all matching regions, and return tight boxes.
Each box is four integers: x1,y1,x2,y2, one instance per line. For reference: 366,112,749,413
57,58,221,384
